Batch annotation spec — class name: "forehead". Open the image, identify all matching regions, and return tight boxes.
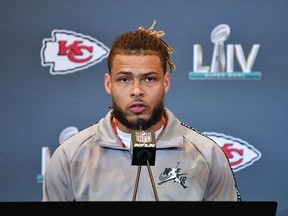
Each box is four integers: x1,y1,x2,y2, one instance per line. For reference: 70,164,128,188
111,54,163,74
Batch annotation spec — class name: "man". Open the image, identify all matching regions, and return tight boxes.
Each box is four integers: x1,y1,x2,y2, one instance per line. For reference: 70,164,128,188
42,21,241,201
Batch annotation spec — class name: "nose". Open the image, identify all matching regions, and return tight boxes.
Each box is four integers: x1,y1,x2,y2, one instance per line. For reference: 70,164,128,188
131,80,144,99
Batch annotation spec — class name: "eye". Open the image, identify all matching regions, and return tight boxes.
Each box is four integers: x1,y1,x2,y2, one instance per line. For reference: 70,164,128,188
145,77,156,82
117,77,129,82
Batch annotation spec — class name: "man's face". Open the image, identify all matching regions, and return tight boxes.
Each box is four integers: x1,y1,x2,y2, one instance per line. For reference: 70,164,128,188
104,54,170,132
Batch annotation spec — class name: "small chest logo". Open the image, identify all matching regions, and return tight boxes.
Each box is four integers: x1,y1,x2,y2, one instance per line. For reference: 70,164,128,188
158,161,188,189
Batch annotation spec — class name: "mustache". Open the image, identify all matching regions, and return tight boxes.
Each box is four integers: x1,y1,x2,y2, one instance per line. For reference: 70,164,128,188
108,99,144,109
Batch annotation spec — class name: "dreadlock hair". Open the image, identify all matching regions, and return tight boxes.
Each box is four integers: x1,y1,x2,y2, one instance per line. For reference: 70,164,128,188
107,21,176,74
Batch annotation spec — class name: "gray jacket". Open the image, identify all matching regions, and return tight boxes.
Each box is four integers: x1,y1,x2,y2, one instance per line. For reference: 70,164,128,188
43,108,240,201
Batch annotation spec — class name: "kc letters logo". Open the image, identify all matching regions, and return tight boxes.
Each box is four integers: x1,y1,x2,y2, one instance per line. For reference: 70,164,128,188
41,30,110,75
204,132,261,172
189,24,261,80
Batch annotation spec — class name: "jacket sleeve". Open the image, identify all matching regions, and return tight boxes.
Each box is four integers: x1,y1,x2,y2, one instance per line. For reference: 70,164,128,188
42,147,75,201
203,143,241,201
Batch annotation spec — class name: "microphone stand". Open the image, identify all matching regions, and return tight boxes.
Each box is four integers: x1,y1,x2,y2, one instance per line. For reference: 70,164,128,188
132,165,141,201
132,121,159,201
132,159,159,201
146,159,159,201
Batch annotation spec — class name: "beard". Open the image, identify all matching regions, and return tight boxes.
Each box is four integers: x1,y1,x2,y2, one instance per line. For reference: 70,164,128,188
111,100,164,130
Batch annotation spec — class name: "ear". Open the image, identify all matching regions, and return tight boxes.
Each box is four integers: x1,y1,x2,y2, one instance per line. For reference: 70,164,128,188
164,72,171,93
104,73,112,95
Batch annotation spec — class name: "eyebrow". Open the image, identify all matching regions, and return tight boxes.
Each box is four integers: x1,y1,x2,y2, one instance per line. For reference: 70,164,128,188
114,71,159,77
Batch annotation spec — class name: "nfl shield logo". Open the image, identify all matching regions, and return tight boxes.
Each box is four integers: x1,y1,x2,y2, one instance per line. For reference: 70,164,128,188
136,131,152,143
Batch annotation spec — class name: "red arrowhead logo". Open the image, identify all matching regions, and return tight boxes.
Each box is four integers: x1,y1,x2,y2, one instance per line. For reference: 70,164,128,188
204,132,261,172
41,30,110,75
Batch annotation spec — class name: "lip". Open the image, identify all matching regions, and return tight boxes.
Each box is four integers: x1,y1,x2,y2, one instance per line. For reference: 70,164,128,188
128,102,147,114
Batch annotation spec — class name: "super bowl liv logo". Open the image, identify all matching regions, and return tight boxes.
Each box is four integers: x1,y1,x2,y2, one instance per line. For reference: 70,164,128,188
189,24,261,80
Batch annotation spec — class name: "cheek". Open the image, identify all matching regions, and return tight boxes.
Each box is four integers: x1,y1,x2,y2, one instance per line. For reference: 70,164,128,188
149,88,165,101
111,88,127,102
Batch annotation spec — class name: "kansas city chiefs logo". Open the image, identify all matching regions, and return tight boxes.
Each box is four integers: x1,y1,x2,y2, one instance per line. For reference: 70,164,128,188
204,132,261,172
41,29,110,75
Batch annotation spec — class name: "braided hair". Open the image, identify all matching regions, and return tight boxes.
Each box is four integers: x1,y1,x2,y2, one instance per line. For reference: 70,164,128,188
107,20,176,74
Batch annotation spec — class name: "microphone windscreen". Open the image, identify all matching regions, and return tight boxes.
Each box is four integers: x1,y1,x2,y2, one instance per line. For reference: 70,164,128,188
136,118,147,130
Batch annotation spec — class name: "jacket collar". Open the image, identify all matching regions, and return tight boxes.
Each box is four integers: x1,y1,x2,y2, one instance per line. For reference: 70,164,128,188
94,108,183,149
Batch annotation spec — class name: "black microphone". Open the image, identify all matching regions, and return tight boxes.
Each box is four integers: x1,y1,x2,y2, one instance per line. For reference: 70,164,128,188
136,118,146,130
131,119,156,166
131,118,159,201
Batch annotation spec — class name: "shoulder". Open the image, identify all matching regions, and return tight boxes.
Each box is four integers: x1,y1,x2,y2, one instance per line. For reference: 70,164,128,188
180,121,216,146
163,108,219,150
179,121,227,162
52,123,99,163
50,110,115,163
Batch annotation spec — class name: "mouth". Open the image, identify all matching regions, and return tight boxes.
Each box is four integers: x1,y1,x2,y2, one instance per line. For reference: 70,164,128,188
128,102,147,114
